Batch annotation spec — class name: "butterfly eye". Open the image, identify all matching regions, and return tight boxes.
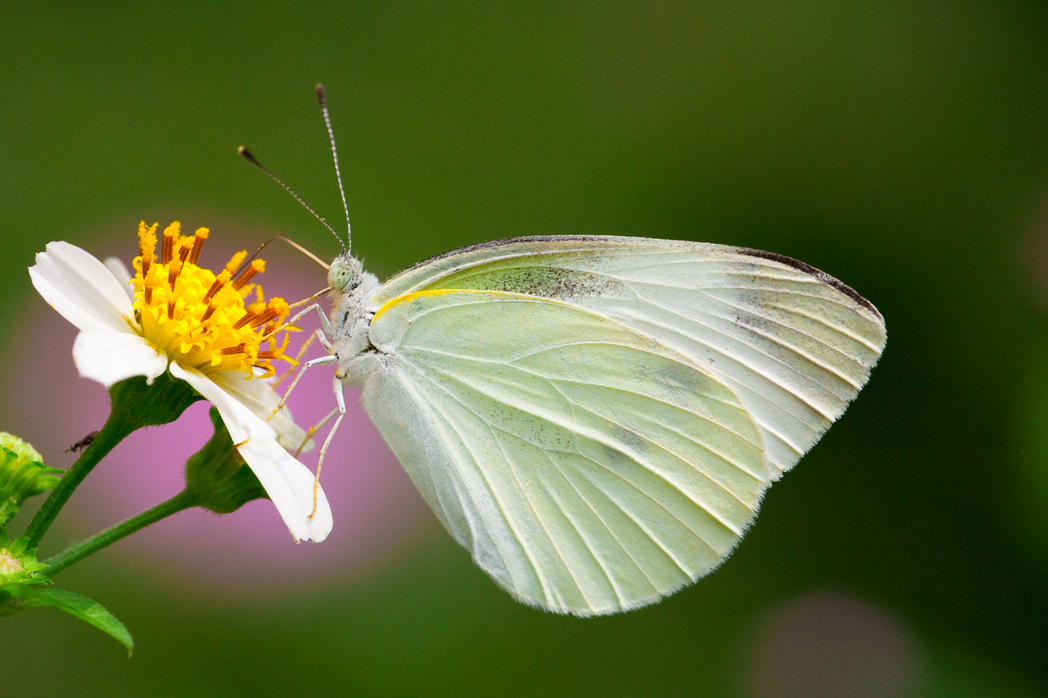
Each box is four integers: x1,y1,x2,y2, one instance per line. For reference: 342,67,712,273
327,259,356,291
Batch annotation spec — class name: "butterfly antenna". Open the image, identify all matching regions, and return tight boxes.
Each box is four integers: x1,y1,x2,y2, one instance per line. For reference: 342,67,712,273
315,83,352,255
238,145,348,255
236,236,332,279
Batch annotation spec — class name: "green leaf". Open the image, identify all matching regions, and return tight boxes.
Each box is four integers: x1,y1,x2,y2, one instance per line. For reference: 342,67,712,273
25,587,134,654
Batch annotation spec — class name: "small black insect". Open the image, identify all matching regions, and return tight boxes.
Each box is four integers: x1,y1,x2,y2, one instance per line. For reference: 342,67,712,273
65,430,99,454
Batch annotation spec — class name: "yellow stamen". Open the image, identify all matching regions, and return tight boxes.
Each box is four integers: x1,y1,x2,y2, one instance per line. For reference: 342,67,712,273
258,334,292,364
224,250,247,275
189,227,209,264
247,300,288,329
130,221,294,377
233,306,261,331
200,302,218,324
168,244,190,288
233,260,266,291
162,221,181,264
203,269,231,303
138,221,157,279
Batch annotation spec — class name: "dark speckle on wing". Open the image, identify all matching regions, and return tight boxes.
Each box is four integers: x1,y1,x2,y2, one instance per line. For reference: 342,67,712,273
451,265,624,300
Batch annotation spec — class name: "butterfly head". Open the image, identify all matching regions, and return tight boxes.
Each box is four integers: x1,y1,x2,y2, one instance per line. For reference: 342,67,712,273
328,255,363,292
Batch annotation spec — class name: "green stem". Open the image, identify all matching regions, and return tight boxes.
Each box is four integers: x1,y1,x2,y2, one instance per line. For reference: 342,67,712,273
23,414,136,549
43,489,200,577
23,373,201,549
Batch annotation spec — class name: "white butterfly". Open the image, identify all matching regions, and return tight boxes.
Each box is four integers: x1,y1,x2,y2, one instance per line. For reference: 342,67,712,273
252,86,886,616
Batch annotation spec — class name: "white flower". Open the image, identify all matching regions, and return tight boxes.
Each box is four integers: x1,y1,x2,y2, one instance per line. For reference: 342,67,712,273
28,223,332,543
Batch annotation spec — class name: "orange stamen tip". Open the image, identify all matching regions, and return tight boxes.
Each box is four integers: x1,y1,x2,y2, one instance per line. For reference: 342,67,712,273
254,300,289,331
162,223,181,265
138,221,158,271
168,251,188,287
138,221,158,244
233,260,266,290
225,250,248,275
188,227,209,264
203,270,231,303
233,303,264,330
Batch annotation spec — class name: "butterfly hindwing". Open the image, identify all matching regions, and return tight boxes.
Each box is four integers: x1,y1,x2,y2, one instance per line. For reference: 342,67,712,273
362,289,770,615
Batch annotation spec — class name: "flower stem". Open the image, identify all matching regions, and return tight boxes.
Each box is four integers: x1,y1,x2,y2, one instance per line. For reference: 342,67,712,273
23,373,201,549
42,489,200,577
23,415,136,549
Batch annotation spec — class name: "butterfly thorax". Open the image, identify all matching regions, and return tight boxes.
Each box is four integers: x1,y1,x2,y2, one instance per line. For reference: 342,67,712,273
327,255,382,384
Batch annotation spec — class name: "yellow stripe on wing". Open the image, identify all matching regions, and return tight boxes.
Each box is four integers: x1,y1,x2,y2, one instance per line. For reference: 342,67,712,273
372,288,527,324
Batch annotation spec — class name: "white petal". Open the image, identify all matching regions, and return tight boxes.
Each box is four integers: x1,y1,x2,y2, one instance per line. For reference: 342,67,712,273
208,369,314,453
169,362,275,443
237,437,333,543
103,256,136,302
73,330,168,387
169,362,332,542
29,242,139,333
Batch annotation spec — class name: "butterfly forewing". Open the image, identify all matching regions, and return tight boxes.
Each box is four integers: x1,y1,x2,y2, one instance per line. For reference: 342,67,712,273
372,237,886,477
363,290,769,615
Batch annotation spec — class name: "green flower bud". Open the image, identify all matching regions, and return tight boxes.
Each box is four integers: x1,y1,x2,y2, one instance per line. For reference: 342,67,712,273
0,549,23,576
0,532,49,616
184,408,267,514
0,433,64,528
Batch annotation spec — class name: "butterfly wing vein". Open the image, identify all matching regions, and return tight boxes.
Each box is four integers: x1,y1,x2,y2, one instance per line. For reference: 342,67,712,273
373,238,886,477
362,291,770,615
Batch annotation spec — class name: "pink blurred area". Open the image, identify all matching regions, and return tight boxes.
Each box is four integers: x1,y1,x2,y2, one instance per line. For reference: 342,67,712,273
742,590,926,698
2,230,433,593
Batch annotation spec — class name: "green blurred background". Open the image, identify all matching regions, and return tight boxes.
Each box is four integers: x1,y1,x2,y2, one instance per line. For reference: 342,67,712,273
2,1,1047,696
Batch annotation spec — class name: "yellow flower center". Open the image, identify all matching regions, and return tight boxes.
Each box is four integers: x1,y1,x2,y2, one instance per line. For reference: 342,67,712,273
131,221,294,378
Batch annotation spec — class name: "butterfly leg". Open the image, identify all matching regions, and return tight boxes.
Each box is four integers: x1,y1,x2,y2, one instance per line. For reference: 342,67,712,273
310,375,346,519
315,328,333,352
281,302,336,340
268,353,338,422
273,332,318,387
293,406,339,457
